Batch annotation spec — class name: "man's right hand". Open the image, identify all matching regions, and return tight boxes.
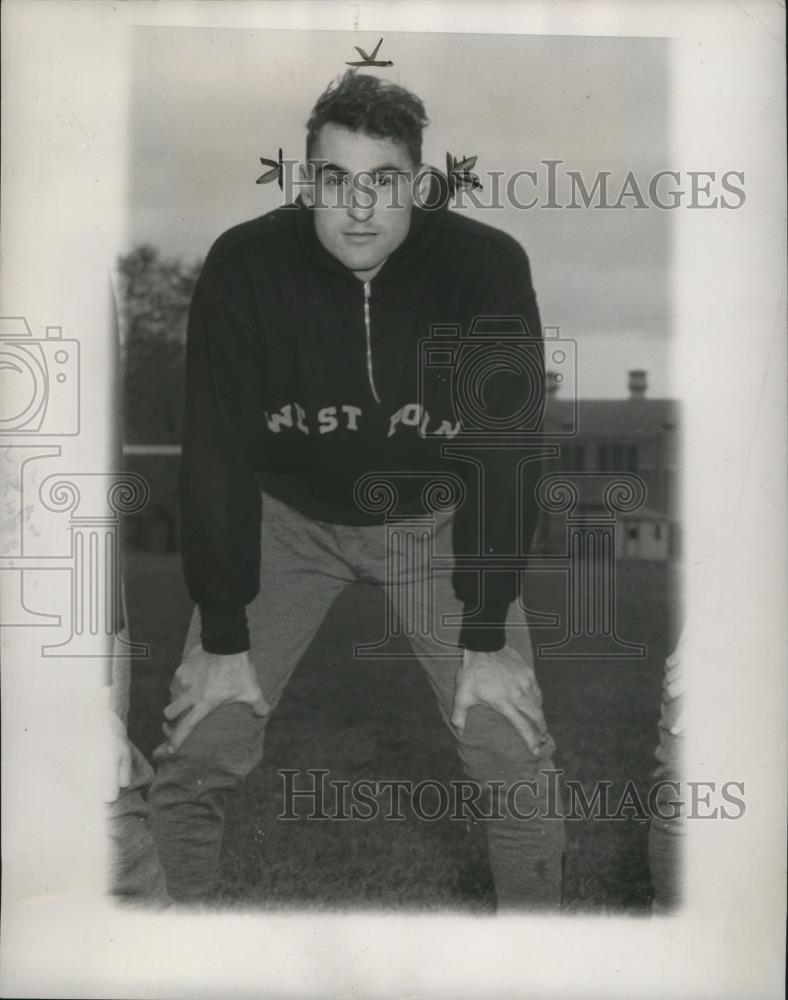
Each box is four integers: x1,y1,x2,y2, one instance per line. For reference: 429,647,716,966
162,644,270,752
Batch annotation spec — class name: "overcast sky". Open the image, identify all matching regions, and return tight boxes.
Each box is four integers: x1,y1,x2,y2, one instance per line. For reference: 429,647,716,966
129,28,670,399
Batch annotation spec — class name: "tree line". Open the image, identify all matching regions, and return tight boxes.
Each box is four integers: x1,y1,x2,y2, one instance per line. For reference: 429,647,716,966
117,245,201,549
117,244,202,445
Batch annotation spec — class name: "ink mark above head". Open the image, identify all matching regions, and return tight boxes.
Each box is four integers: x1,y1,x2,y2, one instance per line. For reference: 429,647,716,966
446,152,484,193
257,148,284,190
345,39,394,68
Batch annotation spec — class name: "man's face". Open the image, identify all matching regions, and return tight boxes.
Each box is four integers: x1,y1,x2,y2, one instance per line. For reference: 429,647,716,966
302,124,420,282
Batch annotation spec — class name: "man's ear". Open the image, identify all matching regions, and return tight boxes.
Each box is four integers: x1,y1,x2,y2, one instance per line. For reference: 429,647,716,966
299,162,314,207
413,163,435,206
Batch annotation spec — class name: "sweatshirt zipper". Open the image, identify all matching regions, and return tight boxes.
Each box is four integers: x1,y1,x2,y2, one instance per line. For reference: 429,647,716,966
363,280,382,405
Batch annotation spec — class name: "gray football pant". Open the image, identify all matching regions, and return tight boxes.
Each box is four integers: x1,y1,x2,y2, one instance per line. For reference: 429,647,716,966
148,492,565,909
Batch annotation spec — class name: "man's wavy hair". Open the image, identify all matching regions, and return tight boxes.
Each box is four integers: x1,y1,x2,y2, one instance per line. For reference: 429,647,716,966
306,71,429,166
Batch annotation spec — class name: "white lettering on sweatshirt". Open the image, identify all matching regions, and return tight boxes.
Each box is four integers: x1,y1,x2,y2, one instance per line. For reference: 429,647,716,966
265,402,460,439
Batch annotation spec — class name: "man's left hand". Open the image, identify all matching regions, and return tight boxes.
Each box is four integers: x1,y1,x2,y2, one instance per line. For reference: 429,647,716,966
451,645,549,755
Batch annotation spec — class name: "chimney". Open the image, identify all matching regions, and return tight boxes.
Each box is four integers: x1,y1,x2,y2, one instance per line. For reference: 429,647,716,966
546,370,561,396
628,369,647,398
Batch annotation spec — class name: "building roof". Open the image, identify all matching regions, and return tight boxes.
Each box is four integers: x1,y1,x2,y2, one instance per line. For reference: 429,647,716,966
543,397,680,439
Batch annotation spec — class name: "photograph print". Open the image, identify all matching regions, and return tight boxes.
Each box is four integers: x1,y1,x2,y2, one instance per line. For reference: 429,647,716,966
114,25,685,915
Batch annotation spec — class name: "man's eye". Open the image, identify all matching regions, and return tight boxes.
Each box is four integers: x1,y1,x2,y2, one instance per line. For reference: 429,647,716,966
324,175,346,187
375,174,395,187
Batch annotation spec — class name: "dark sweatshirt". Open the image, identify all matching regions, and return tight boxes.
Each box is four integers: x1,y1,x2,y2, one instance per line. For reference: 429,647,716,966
179,191,545,656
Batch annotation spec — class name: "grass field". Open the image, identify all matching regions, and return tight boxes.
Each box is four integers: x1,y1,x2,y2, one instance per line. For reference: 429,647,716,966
126,552,681,913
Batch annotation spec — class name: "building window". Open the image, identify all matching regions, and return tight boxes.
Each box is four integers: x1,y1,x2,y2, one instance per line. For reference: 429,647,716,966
628,526,639,540
598,443,638,472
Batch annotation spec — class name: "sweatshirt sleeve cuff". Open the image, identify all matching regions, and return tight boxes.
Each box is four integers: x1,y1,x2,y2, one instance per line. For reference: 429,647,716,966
199,603,250,655
458,600,510,653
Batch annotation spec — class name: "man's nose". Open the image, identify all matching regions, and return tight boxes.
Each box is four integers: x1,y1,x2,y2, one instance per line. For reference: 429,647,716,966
347,176,375,221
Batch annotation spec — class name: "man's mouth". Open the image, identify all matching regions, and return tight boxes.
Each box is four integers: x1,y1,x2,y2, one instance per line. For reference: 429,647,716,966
343,232,377,242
